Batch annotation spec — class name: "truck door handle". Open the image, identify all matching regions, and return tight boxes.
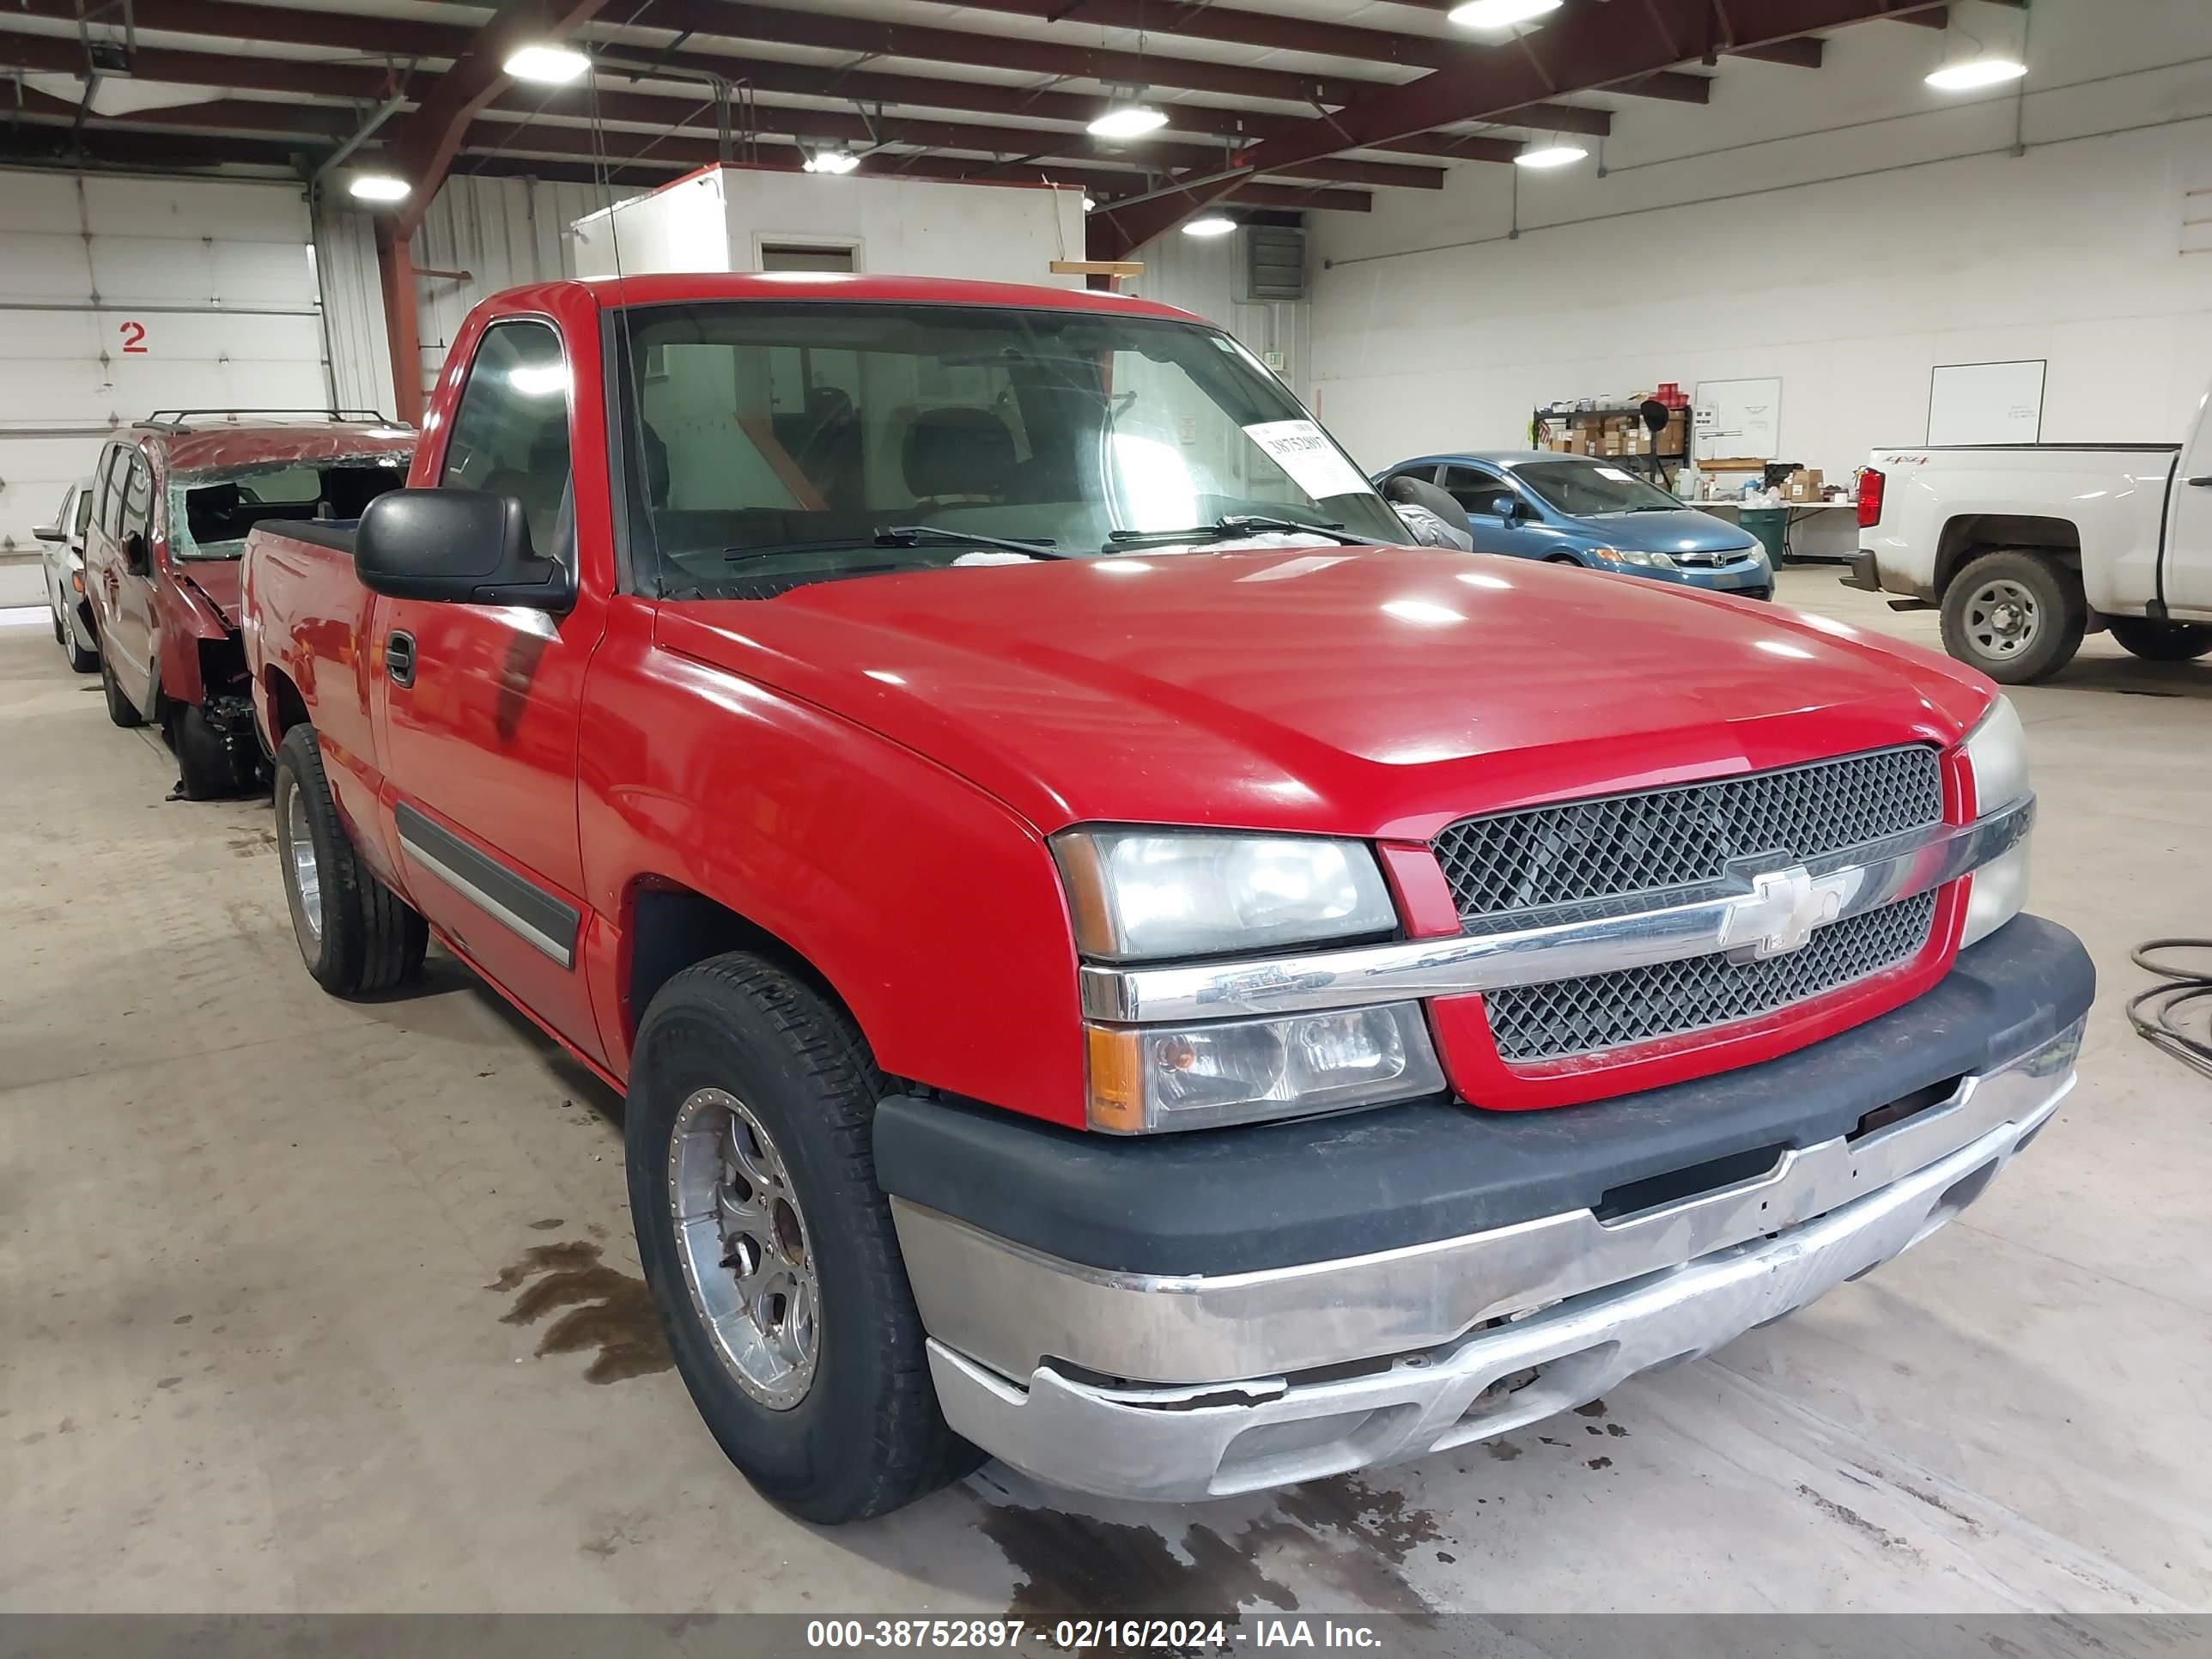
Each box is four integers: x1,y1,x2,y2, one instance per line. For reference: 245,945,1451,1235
2189,476,2212,487
386,630,416,688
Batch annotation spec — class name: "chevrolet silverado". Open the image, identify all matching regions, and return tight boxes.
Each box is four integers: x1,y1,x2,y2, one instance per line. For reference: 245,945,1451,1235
241,274,2091,1522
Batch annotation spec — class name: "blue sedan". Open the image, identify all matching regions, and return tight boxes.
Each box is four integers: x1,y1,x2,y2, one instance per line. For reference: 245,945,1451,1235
1376,450,1773,600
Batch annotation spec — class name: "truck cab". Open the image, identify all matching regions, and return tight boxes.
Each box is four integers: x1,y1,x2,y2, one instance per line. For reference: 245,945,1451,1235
1849,383,2212,681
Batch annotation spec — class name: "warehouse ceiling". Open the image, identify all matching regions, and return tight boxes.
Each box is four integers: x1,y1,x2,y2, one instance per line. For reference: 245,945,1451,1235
0,0,2021,252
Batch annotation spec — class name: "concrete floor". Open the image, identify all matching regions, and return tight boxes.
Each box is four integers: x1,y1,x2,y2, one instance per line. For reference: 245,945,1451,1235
1,568,2207,1618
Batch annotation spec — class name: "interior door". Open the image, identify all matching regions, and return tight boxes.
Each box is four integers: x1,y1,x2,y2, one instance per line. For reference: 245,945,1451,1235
1441,464,1542,558
371,317,604,1056
2165,406,2212,619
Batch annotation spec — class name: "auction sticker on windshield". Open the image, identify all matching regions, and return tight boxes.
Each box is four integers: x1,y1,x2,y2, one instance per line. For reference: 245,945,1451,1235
1243,420,1369,501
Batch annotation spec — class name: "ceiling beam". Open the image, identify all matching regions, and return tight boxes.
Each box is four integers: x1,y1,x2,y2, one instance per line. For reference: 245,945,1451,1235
1097,0,1949,252
873,0,1480,72
0,2,1609,171
620,0,1385,109
382,0,614,235
1616,70,1712,104
1728,38,1826,69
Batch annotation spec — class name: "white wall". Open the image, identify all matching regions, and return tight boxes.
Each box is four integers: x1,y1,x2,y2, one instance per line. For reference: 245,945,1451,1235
1124,225,1315,405
1308,0,2212,477
570,167,1089,289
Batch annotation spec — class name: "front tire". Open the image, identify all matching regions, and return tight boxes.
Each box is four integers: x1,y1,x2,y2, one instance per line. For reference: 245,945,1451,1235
272,725,428,996
171,702,256,799
64,619,98,675
1940,550,2086,684
99,641,145,726
2109,617,2212,663
627,955,981,1523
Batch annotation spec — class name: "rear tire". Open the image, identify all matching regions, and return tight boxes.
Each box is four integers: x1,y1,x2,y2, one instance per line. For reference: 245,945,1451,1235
626,954,982,1523
1940,550,2086,684
272,725,428,996
170,702,256,800
99,642,145,727
2108,617,2212,663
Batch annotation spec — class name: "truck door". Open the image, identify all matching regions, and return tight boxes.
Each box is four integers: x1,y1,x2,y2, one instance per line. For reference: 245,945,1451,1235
2164,395,2212,619
371,316,605,1060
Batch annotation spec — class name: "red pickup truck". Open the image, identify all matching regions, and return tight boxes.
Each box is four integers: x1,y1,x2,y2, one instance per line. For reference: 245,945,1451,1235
242,274,2091,1524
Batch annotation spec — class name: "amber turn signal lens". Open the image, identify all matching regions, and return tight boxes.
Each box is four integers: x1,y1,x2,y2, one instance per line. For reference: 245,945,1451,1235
1085,1024,1146,1133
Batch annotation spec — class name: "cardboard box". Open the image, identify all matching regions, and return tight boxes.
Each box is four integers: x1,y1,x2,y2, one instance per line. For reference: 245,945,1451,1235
1784,466,1826,502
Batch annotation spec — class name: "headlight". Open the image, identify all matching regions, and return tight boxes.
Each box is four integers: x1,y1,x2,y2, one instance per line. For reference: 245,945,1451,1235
1589,546,1675,569
1054,829,1397,962
1961,695,2032,947
1085,1003,1446,1133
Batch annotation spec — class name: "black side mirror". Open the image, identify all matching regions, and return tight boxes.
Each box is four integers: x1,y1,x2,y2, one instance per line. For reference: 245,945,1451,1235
356,489,574,611
123,531,151,574
1489,494,1522,521
32,523,63,544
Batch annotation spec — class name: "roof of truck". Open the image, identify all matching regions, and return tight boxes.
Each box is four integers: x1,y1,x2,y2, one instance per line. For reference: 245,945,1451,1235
577,270,1206,325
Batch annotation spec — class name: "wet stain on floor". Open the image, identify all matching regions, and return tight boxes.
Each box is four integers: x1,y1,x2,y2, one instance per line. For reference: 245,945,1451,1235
973,1498,1299,1645
488,1240,672,1384
972,1474,1445,1640
1274,1474,1443,1566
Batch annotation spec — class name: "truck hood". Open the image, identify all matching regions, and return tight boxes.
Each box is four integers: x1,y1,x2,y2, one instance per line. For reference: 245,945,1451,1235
656,547,1992,839
1579,508,1758,557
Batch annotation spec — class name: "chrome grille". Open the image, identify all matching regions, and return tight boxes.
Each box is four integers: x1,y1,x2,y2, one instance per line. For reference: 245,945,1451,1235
1484,890,1939,1063
1432,746,1943,922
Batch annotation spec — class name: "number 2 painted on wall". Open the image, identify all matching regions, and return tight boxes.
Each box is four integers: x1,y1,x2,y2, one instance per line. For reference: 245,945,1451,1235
118,320,148,354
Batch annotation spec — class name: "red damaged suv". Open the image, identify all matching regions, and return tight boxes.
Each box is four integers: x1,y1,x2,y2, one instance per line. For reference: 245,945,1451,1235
82,410,412,798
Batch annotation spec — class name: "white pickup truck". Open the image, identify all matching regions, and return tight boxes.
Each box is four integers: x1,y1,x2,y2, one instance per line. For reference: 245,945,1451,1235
1845,389,2212,683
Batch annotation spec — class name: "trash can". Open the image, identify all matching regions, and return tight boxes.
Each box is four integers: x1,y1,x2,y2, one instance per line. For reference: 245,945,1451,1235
1740,507,1790,566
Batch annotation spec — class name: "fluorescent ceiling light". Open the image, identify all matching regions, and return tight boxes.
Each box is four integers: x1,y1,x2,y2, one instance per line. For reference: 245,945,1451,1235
1182,215,1236,238
1448,0,1562,29
1925,55,2027,90
1513,143,1588,169
1088,103,1169,139
348,173,410,203
804,149,860,174
503,43,590,84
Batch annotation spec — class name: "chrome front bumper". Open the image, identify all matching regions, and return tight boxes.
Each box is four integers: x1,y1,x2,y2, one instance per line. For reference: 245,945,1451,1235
896,1019,2079,1504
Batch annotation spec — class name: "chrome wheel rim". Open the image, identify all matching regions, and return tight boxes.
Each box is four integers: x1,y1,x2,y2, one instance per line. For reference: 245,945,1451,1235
281,781,323,945
1964,578,2040,660
669,1087,819,1410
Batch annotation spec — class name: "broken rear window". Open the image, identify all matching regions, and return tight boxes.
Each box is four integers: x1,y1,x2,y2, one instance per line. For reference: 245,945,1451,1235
172,454,410,559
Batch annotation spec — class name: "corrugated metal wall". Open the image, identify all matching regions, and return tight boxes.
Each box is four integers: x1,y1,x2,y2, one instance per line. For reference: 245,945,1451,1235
317,173,644,417
1124,223,1314,408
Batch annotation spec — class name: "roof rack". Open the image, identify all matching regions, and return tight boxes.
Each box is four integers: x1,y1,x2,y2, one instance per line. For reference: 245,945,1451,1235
135,408,406,432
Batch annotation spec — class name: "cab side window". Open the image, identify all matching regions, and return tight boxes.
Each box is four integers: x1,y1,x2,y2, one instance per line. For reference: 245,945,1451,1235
1441,465,1510,516
440,320,571,556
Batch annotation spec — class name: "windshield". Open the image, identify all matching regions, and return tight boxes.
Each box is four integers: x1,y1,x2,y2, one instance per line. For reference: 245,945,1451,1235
611,301,1407,597
1513,460,1684,517
169,455,409,559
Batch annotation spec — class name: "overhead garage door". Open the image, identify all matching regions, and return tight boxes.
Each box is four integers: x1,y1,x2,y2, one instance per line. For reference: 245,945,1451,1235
0,169,333,586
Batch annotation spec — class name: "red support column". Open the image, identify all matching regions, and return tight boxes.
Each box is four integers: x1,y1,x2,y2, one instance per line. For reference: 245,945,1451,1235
375,222,423,429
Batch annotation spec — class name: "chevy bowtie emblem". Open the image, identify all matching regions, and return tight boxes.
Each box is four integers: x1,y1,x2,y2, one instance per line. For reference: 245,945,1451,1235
1722,866,1849,959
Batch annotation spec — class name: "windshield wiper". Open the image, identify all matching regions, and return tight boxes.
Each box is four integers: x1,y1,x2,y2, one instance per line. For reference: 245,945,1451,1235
724,526,1062,566
874,524,1066,559
1106,514,1368,550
